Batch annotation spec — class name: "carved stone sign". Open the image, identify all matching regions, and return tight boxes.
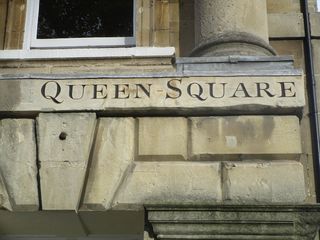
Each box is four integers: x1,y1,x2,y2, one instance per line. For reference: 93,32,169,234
0,75,304,115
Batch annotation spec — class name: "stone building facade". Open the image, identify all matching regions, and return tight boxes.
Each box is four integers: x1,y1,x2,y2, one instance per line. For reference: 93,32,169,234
0,0,320,239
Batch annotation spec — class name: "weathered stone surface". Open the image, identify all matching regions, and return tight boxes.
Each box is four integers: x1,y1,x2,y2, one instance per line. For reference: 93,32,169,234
137,118,188,161
146,205,320,240
114,162,222,207
39,163,87,210
0,119,38,211
223,161,306,203
268,13,304,38
0,175,11,211
190,116,302,160
300,154,317,203
83,118,135,210
37,113,96,210
0,75,305,115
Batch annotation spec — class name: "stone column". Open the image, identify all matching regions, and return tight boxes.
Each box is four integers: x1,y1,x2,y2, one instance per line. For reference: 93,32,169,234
192,0,276,56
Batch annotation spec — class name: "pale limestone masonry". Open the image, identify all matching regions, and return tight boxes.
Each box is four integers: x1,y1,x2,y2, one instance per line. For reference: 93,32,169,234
0,119,38,211
0,0,318,237
7,115,302,210
83,118,135,211
190,116,302,160
223,161,306,203
37,113,96,210
137,118,188,161
0,116,300,211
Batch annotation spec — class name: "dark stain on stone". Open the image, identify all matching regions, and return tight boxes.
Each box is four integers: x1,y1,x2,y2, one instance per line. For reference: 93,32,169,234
0,81,21,111
195,118,219,143
224,117,255,146
223,116,275,147
262,116,275,140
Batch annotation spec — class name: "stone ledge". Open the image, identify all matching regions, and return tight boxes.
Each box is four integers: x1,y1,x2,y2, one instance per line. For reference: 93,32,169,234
146,205,320,240
0,47,176,60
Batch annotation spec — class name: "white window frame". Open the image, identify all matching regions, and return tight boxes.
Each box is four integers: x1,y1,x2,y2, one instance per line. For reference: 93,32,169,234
23,0,136,50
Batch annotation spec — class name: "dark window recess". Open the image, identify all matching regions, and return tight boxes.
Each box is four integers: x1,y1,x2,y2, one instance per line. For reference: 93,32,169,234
37,0,134,39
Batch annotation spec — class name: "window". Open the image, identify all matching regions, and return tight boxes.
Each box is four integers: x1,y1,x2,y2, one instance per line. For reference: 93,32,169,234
24,0,135,49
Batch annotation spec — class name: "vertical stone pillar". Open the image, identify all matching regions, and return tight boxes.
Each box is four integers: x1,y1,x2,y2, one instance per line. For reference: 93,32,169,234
192,0,276,56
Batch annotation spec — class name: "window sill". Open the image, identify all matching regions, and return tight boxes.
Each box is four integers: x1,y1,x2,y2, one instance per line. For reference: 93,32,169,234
0,47,175,60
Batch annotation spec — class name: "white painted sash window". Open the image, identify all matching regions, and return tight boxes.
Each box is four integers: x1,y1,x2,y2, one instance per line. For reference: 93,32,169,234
24,0,136,49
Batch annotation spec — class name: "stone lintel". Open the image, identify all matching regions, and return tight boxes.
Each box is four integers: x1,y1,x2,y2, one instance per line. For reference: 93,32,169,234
145,205,320,240
0,75,304,116
0,56,304,116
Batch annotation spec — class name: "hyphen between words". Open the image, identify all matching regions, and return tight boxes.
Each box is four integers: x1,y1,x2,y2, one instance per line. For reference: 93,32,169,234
41,78,297,104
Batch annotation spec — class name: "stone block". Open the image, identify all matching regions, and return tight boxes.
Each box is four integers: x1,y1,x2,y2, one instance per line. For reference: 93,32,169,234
268,13,304,38
0,119,39,211
267,0,301,13
83,118,135,210
311,13,320,37
37,113,96,210
313,40,320,74
39,162,87,210
190,116,302,160
137,118,188,161
223,161,306,203
114,162,222,207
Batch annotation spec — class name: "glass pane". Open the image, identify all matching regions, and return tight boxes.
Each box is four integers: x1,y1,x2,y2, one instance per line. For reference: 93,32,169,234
37,0,134,39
